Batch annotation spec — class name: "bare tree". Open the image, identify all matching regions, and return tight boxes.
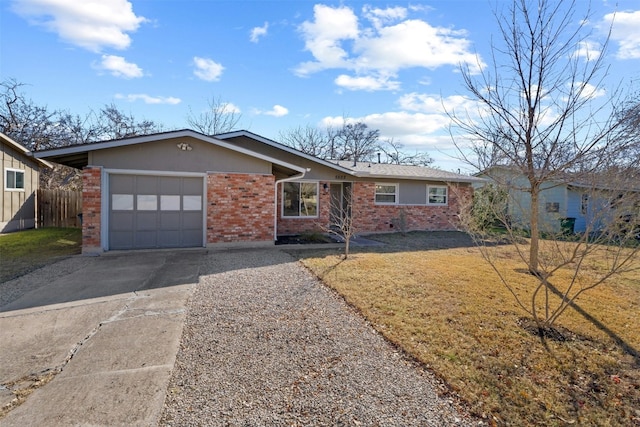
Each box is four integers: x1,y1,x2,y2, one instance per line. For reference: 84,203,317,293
280,120,384,162
336,121,379,162
378,138,434,166
1,79,165,189
186,96,242,135
450,0,640,332
321,184,358,259
278,125,331,158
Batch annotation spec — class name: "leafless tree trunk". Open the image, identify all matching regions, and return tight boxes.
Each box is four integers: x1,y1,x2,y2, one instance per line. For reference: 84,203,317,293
450,0,640,331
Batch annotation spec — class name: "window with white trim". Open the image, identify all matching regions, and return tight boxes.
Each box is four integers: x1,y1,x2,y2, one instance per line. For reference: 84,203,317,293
375,183,397,204
5,168,25,191
427,186,448,205
283,182,318,217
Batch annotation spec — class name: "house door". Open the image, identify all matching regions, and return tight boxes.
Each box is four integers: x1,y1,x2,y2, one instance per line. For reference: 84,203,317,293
330,182,352,225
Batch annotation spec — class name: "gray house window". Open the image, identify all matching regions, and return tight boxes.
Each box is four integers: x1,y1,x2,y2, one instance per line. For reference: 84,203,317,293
546,202,560,213
375,183,397,204
5,168,25,190
283,182,318,217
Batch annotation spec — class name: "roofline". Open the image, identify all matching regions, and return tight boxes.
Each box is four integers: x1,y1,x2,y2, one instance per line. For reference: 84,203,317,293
1,132,53,169
353,171,485,183
34,129,306,174
215,130,356,175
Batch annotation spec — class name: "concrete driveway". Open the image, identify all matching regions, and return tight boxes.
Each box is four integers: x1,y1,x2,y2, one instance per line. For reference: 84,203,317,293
0,249,204,426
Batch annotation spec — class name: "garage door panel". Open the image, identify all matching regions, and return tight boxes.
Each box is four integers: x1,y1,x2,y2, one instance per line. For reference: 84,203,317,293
110,175,135,193
182,178,202,194
110,212,134,230
160,212,181,230
159,176,181,193
137,212,158,230
109,174,204,250
182,230,203,247
110,231,133,250
135,231,157,248
136,176,159,193
159,231,180,247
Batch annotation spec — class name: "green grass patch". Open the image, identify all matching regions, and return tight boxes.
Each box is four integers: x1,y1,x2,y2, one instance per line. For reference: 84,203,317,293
291,231,640,426
0,228,81,283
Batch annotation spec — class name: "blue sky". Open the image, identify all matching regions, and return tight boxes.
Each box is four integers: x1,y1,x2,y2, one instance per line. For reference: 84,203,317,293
1,0,639,171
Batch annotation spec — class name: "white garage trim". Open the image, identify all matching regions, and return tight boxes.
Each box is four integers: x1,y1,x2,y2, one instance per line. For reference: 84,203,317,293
101,168,207,251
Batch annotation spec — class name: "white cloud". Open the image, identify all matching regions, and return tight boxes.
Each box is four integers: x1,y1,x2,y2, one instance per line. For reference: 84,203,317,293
215,102,241,114
398,93,477,114
574,40,601,61
115,93,181,104
12,0,146,52
362,5,407,29
295,4,484,89
95,54,143,78
193,57,224,81
250,22,269,43
334,74,400,91
263,105,289,117
295,4,359,76
578,82,606,100
604,10,640,59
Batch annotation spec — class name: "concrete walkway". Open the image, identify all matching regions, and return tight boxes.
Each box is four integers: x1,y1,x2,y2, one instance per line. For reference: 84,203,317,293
0,250,203,426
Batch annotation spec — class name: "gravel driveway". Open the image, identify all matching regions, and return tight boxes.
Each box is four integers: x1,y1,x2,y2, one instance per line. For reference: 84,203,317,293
160,248,478,426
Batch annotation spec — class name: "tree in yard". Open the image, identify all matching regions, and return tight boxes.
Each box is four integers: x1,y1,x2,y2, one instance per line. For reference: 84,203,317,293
321,184,358,259
1,79,165,189
450,0,640,332
186,96,242,135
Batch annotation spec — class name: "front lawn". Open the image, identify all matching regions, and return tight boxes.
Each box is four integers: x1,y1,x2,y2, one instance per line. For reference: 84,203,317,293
290,231,640,426
0,228,81,283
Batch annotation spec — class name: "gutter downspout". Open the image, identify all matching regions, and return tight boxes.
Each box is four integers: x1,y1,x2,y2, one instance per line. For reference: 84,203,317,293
274,168,309,241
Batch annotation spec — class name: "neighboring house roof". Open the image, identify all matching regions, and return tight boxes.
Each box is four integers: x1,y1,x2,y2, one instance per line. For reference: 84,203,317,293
1,132,53,169
478,165,640,192
340,161,485,183
217,130,481,184
33,129,306,174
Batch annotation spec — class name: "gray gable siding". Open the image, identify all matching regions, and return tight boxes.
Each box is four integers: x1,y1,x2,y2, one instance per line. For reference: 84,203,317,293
90,137,271,174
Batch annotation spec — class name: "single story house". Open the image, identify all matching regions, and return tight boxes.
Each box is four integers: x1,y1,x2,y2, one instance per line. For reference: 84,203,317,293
35,129,481,253
476,165,640,234
1,132,52,232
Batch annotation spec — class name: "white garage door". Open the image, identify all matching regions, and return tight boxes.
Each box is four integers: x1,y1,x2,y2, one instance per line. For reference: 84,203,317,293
109,174,204,250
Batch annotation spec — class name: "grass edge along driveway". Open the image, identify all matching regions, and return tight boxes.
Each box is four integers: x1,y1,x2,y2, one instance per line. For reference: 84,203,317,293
290,231,640,426
0,228,81,283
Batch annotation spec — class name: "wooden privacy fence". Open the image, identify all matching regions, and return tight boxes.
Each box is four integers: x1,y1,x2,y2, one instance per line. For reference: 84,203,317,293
37,189,82,228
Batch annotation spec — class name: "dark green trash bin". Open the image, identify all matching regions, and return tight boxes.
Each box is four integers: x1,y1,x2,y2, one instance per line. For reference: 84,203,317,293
560,217,576,235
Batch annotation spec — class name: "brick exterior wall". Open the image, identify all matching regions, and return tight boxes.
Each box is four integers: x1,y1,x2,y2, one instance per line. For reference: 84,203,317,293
276,181,472,236
82,166,102,253
207,173,275,243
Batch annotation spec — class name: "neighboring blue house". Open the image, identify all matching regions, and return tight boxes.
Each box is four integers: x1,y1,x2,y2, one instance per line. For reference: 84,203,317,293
476,166,639,234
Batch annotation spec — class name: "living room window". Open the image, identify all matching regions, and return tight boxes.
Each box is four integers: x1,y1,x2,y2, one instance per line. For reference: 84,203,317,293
283,182,318,217
375,183,397,204
427,186,448,205
5,168,25,190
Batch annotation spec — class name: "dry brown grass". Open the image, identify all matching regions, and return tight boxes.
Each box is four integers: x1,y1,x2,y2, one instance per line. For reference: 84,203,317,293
290,232,640,426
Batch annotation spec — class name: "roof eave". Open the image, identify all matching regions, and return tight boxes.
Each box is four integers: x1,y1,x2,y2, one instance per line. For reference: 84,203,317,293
216,130,356,175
